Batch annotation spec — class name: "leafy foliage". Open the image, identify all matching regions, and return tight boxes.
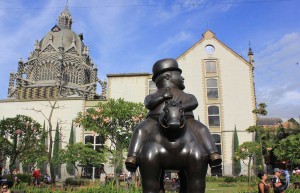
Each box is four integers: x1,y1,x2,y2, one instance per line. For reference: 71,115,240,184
59,142,105,172
273,133,300,164
232,126,241,176
252,103,267,116
66,122,75,175
75,98,147,181
53,122,60,177
0,115,45,172
234,141,261,184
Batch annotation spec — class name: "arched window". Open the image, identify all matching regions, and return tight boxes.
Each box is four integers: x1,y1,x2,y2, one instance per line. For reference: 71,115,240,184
63,65,78,84
208,106,220,127
39,64,55,81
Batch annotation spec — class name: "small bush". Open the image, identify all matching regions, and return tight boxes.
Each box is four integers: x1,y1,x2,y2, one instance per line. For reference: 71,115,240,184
206,176,225,182
16,174,32,184
64,178,90,186
224,176,238,183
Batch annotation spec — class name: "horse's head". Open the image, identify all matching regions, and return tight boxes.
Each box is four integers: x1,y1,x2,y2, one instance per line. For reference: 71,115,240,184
159,100,186,140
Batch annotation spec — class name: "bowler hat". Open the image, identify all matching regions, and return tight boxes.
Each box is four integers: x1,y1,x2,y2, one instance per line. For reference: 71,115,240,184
152,58,182,81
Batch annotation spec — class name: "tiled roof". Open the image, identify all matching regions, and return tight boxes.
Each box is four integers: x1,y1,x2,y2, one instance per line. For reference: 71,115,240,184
257,117,283,126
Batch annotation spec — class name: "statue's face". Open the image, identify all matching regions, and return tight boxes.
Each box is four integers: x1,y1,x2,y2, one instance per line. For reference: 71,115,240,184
171,71,185,90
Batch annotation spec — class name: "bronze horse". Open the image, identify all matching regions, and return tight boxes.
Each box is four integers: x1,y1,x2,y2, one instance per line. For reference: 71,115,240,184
138,100,208,193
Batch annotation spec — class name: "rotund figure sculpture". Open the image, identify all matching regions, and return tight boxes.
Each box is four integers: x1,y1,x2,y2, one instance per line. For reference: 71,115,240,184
125,58,222,193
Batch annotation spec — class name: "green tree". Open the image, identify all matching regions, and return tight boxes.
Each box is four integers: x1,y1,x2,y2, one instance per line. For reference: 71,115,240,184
28,100,62,184
273,133,300,164
76,98,147,183
232,126,241,176
59,142,105,174
37,120,47,174
252,103,268,116
251,103,267,173
52,122,60,177
66,122,75,175
0,115,43,174
234,141,261,184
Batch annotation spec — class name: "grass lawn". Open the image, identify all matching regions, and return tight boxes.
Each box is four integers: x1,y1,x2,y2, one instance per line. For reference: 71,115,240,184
205,182,255,193
205,182,300,193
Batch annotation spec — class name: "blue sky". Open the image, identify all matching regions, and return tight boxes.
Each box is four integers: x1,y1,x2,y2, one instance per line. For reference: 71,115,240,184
0,0,299,120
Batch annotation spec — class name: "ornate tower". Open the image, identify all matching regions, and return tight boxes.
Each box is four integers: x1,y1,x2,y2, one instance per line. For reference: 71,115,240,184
7,6,106,100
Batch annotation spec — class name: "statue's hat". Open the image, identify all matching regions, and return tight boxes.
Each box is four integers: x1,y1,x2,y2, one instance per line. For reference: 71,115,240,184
152,58,182,81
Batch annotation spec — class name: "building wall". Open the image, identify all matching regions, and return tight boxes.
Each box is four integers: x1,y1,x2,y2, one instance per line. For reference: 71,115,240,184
177,31,256,176
107,74,151,103
0,98,85,144
0,98,86,178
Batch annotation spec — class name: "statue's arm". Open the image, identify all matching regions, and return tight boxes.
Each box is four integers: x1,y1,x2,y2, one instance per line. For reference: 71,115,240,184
182,94,198,112
144,92,165,110
144,88,172,110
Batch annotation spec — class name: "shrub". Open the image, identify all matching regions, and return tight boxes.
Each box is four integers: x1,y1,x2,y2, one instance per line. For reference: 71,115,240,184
16,174,32,184
64,178,90,186
224,176,238,183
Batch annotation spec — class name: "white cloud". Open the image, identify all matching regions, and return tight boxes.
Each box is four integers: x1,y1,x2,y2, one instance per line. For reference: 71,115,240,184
255,32,300,119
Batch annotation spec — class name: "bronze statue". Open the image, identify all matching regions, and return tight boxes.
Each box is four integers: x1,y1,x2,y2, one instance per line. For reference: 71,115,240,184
125,58,221,193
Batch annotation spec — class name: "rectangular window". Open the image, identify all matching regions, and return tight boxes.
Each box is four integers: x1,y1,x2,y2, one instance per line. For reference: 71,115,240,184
208,106,220,127
206,79,219,99
84,134,105,152
205,61,217,73
211,133,222,176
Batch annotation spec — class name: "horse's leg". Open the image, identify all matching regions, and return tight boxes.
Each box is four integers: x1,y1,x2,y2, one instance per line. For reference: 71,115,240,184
139,164,162,193
178,170,186,193
185,153,208,193
139,144,162,193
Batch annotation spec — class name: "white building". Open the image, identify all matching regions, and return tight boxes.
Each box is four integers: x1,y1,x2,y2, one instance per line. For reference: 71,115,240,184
107,30,256,176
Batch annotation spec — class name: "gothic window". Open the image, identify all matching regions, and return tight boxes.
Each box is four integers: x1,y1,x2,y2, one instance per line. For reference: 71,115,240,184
39,64,55,81
206,78,219,99
84,69,91,84
63,66,78,84
208,106,220,127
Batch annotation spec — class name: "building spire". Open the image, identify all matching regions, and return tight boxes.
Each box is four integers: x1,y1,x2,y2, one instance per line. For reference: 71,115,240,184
248,41,254,65
58,1,72,29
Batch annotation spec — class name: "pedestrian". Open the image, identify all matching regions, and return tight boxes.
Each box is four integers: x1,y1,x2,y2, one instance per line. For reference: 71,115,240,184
257,172,270,193
1,184,11,193
12,168,19,183
272,168,287,193
32,168,41,187
99,169,106,185
281,168,290,188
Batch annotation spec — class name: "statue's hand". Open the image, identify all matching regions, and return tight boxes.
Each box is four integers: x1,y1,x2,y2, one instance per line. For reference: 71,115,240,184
162,87,173,100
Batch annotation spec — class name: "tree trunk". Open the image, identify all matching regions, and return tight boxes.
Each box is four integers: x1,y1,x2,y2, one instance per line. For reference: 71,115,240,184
248,156,252,185
48,121,55,184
